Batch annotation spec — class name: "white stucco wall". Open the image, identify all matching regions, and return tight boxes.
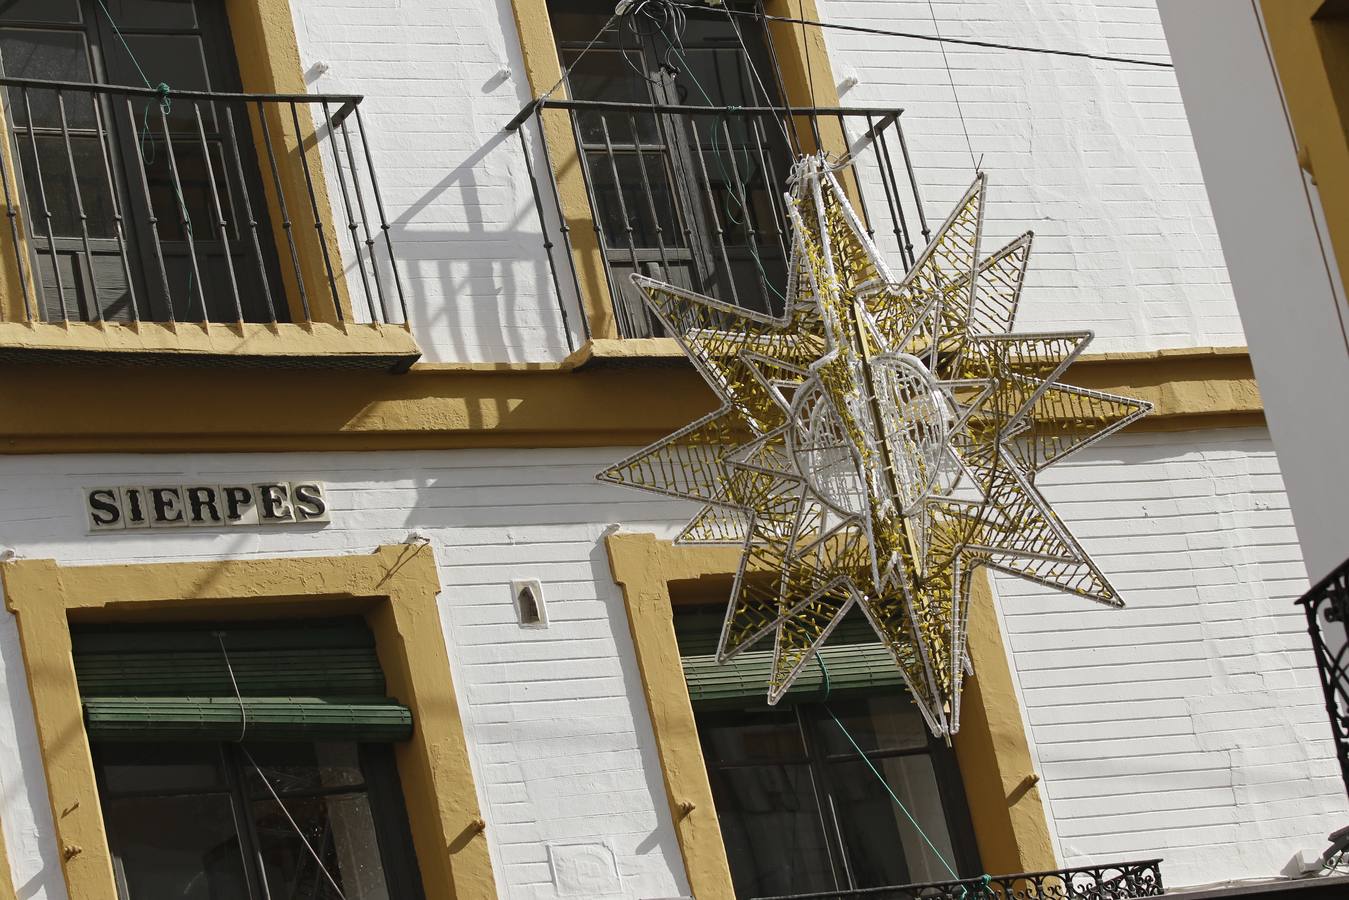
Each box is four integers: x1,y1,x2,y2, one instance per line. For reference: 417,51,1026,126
1155,0,1349,583
0,430,1339,896
285,0,1245,363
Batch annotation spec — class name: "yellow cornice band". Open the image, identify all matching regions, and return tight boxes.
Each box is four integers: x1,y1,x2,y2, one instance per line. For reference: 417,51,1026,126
0,344,1260,454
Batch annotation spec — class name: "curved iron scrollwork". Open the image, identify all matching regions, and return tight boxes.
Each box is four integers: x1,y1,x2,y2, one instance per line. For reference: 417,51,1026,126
1297,558,1349,799
752,858,1164,900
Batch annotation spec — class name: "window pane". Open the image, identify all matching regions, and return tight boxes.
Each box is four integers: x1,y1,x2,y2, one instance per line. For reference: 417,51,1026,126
97,742,227,795
0,32,98,127
828,753,960,887
103,793,251,900
586,151,685,248
242,742,366,797
815,695,931,756
698,707,807,765
708,763,837,898
252,793,392,900
99,0,199,30
0,0,82,23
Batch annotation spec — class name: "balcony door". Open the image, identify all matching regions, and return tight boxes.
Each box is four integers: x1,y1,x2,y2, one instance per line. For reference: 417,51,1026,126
0,0,283,323
549,0,793,337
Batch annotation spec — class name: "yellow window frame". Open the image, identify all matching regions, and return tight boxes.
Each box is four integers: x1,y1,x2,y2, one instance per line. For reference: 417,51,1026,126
1,544,497,900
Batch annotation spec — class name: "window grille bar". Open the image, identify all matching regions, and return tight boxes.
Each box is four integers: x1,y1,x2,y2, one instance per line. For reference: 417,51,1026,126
893,118,929,245
157,100,208,322
287,101,342,322
717,116,773,315
23,88,70,321
867,113,912,268
750,114,790,260
123,96,174,321
598,114,651,338
221,103,277,323
91,97,139,322
192,102,244,323
516,125,575,353
565,108,621,338
628,112,674,285
254,98,309,322
322,100,377,324
351,106,408,325
688,118,740,309
534,106,589,343
0,105,32,321
55,90,102,322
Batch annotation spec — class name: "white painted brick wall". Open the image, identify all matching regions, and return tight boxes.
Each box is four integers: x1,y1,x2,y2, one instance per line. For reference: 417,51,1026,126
286,0,1245,362
990,429,1348,885
821,0,1244,352
0,430,1340,895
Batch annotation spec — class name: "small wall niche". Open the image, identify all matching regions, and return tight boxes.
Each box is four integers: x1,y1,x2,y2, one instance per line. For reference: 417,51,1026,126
511,579,548,628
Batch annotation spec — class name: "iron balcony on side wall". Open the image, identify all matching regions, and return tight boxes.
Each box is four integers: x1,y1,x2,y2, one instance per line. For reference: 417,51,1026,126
0,76,418,370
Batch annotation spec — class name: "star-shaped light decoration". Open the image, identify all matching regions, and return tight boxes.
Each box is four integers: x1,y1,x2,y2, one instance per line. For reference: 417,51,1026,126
600,155,1151,738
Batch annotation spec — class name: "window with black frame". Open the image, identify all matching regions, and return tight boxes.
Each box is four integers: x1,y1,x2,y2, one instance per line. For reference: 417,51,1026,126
677,605,982,899
548,0,794,337
73,619,426,900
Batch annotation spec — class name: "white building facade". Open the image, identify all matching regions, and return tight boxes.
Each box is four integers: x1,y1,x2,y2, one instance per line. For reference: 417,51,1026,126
0,1,1341,898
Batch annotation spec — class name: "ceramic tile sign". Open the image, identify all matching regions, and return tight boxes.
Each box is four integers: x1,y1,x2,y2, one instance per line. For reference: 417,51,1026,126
85,482,331,532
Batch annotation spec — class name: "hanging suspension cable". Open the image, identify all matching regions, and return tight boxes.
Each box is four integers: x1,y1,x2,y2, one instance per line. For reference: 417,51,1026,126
669,1,1174,69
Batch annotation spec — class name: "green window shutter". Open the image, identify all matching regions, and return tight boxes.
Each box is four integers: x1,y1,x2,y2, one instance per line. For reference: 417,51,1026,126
72,619,412,743
675,607,906,707
83,697,413,743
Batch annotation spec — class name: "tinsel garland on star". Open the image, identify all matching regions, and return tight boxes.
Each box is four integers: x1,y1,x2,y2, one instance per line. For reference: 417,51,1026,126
600,155,1150,737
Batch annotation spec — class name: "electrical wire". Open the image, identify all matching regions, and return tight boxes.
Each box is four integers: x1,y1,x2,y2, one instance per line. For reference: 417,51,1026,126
669,1,1174,70
924,0,979,173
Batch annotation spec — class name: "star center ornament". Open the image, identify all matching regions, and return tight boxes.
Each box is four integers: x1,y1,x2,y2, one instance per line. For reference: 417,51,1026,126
600,155,1151,738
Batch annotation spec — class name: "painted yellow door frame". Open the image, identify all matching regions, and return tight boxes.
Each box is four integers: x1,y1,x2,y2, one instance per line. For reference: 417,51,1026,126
0,544,497,900
604,532,1057,899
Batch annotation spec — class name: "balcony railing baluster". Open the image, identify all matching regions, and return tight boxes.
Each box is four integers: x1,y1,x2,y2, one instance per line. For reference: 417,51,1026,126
193,101,244,324
1298,557,1349,799
0,76,402,329
749,858,1164,900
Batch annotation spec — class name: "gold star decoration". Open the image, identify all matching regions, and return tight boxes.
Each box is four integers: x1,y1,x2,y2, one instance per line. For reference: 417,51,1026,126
599,155,1151,737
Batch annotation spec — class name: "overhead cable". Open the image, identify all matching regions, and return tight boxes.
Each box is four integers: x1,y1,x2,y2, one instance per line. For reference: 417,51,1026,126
670,2,1175,69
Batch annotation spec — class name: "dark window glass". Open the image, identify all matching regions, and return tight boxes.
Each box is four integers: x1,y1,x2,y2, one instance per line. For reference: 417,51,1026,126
696,697,980,897
93,741,423,900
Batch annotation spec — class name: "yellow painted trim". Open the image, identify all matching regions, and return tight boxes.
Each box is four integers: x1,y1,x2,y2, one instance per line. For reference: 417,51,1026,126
0,546,497,900
953,572,1057,873
0,98,36,325
605,533,739,900
225,0,356,326
0,344,1263,453
604,533,1056,891
1261,0,1349,293
509,0,620,339
0,320,419,361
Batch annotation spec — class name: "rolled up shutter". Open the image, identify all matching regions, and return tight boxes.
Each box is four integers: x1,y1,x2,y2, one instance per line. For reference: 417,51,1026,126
674,606,907,707
73,620,413,742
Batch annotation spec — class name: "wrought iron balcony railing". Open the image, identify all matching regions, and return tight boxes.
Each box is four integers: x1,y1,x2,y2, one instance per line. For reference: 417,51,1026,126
509,98,929,344
1297,557,1349,799
750,859,1164,900
0,76,405,328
